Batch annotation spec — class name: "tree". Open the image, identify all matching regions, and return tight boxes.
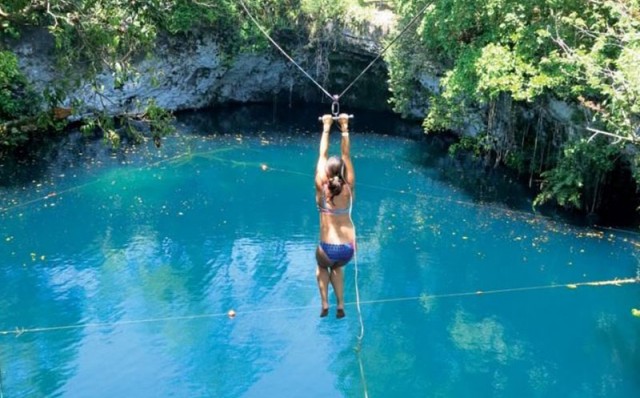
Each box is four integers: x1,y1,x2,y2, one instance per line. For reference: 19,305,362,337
387,0,640,215
0,0,245,150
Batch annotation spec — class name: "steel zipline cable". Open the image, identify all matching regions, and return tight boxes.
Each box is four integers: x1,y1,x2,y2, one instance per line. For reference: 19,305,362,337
238,0,334,101
1,277,638,337
349,189,370,398
336,1,435,100
237,0,434,106
236,8,434,379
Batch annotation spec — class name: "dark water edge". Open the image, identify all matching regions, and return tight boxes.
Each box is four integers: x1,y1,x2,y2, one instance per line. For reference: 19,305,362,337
1,102,639,231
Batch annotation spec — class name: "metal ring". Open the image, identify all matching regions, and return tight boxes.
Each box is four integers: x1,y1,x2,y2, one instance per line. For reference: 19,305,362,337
331,101,340,117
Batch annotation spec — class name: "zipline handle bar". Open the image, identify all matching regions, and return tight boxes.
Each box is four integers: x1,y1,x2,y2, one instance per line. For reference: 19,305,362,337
318,94,354,121
318,114,355,122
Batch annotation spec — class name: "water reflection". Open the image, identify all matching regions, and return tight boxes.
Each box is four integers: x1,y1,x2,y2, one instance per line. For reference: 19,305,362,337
0,105,639,397
448,310,525,366
0,265,84,397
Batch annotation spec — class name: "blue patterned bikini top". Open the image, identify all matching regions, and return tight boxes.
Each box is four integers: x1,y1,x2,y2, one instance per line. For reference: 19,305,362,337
318,184,352,216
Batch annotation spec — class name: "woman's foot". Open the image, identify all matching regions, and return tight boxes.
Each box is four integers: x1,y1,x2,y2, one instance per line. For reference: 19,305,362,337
320,308,329,317
336,308,345,319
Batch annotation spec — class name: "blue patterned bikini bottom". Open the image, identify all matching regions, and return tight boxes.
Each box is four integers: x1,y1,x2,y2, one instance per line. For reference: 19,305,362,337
319,241,355,264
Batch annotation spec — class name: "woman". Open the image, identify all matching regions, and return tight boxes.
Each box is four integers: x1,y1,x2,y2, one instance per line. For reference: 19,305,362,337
315,113,355,319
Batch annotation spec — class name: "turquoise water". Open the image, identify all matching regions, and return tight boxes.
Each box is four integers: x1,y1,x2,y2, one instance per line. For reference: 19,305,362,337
1,106,639,398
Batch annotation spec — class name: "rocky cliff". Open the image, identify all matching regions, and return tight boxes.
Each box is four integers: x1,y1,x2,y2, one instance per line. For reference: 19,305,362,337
11,8,399,119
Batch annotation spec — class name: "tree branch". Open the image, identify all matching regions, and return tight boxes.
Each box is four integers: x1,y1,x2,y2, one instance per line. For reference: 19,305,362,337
586,126,639,144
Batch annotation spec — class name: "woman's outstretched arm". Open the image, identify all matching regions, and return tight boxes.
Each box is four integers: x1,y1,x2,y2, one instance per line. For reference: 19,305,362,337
316,114,333,189
338,114,354,189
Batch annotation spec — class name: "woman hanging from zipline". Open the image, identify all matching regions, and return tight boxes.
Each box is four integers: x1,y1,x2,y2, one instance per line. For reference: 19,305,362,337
315,113,355,319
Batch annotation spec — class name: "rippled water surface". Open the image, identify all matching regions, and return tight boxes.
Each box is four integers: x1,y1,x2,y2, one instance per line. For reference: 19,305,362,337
1,106,639,397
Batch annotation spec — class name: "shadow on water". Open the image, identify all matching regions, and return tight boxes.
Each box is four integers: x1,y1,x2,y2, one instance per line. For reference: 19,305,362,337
175,103,315,137
402,138,535,211
0,131,135,189
400,126,640,230
180,103,620,228
2,103,638,230
175,102,426,139
179,103,540,214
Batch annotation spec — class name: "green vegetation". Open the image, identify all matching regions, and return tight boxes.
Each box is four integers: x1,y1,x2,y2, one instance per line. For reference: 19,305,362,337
0,0,250,152
0,50,33,121
387,0,640,216
0,50,40,146
0,49,38,108
0,0,373,153
0,0,343,152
